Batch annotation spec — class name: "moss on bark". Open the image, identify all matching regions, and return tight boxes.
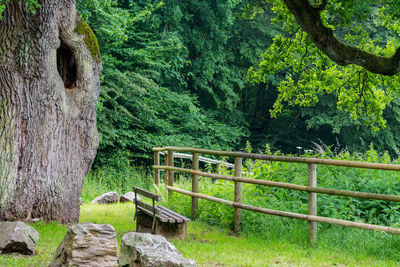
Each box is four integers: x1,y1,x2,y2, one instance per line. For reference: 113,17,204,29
74,18,101,63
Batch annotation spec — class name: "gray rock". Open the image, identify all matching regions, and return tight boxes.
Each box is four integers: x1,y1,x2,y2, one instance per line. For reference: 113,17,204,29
118,232,195,267
0,221,39,255
91,192,118,204
119,192,142,203
49,223,118,267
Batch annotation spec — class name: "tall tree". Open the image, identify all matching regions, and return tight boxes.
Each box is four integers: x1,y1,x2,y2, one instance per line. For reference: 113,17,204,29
0,1,101,223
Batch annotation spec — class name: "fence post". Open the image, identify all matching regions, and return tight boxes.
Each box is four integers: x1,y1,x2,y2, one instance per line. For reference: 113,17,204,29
308,163,317,244
154,151,160,185
192,153,199,218
164,151,169,184
216,163,221,174
167,151,174,187
234,157,242,233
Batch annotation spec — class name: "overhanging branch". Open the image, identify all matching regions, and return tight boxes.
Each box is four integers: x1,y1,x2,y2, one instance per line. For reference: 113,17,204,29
283,0,400,76
313,0,327,12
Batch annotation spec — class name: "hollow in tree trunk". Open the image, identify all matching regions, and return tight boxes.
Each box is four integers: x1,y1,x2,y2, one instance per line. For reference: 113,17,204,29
0,1,101,223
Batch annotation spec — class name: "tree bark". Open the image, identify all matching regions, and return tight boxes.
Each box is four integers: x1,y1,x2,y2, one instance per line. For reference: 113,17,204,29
283,0,400,76
0,0,101,223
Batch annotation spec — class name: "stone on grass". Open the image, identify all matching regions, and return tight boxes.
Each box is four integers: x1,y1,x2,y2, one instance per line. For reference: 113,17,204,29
119,192,141,203
91,192,118,204
118,232,195,267
49,223,118,267
0,221,39,255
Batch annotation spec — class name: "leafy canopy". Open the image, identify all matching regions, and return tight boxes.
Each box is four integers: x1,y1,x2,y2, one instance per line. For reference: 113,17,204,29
250,0,400,130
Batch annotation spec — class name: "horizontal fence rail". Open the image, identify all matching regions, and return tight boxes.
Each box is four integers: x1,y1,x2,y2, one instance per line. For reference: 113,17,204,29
154,146,400,171
159,151,235,169
153,146,400,244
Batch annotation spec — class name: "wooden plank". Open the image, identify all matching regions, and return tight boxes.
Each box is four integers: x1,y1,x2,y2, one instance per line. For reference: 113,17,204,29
308,164,317,244
133,186,161,201
136,202,173,223
158,205,190,222
166,186,400,235
136,200,161,215
158,207,181,223
137,206,169,222
136,201,188,224
158,208,176,223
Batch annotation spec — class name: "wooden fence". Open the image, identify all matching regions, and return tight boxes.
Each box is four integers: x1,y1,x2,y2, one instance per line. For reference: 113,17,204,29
152,146,400,244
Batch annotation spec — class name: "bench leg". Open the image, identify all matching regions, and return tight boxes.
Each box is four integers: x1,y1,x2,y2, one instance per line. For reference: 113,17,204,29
136,211,188,239
136,211,155,234
154,221,188,240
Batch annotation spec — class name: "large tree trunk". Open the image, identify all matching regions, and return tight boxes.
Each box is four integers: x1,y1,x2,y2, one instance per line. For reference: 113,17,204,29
0,1,101,223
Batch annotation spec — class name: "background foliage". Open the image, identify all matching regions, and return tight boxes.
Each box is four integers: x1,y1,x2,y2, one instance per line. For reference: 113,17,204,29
74,0,400,167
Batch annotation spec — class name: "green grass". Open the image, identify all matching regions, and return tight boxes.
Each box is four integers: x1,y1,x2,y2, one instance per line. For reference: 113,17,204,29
176,222,400,266
0,221,67,266
1,203,400,266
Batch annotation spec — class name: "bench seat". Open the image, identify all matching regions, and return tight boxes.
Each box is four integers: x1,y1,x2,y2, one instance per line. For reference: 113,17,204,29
133,187,189,239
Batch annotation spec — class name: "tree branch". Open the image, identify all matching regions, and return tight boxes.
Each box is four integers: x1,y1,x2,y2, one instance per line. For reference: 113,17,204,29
313,0,327,12
283,0,400,76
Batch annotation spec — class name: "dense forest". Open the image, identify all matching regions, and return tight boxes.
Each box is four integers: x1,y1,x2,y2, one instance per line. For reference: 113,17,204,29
76,0,400,167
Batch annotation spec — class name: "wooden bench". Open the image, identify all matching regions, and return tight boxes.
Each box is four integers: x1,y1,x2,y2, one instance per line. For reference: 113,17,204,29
133,186,189,239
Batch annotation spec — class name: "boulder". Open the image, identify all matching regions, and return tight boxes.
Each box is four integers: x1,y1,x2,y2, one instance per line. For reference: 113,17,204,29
91,192,118,204
119,192,141,203
118,232,195,267
49,223,118,267
0,221,39,255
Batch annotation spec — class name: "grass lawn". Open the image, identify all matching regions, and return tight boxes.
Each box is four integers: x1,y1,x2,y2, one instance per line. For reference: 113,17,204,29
0,203,399,266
